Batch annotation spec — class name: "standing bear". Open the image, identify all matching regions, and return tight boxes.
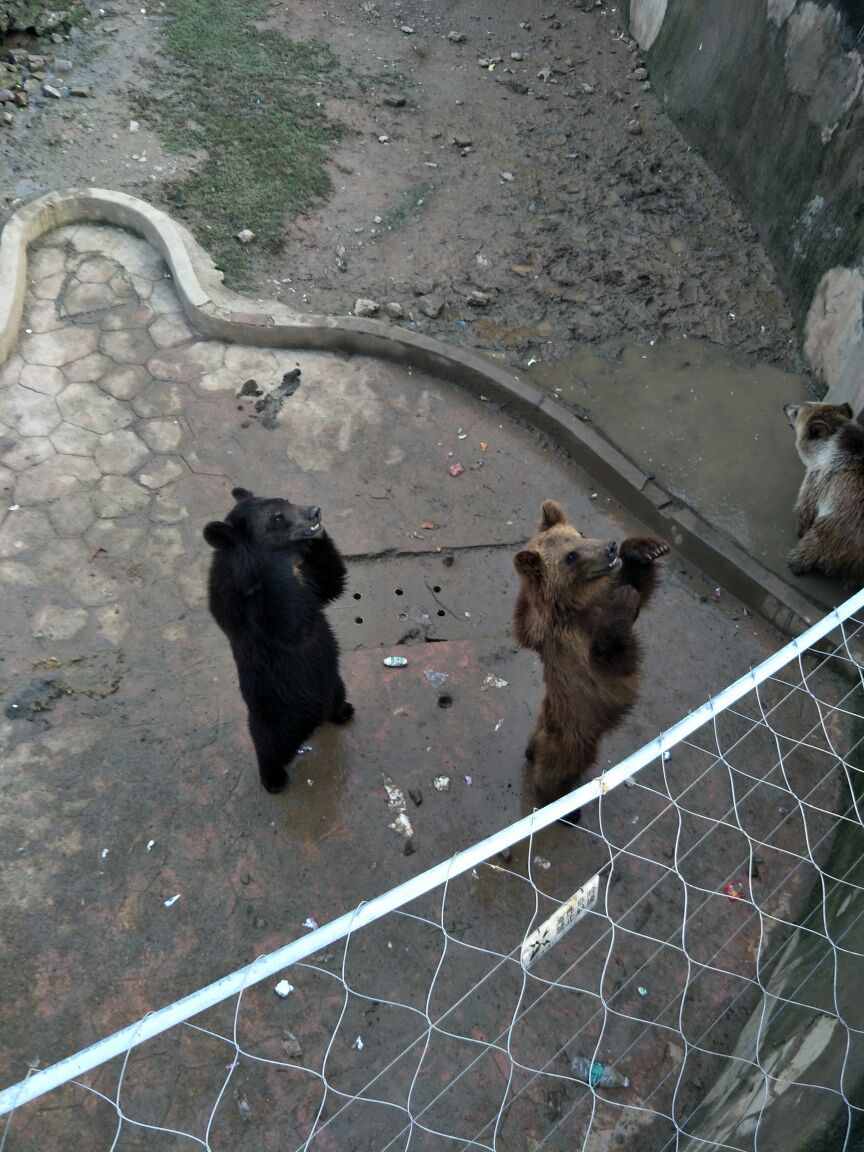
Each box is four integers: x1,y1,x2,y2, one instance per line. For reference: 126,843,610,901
204,487,353,793
513,500,668,807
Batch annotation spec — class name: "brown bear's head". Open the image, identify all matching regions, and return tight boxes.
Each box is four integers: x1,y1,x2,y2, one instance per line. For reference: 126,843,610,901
514,500,621,610
203,487,323,551
784,402,854,465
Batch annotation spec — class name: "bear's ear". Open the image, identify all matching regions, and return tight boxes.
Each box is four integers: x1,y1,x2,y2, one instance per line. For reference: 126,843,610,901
514,548,544,585
540,500,566,531
807,420,832,441
231,487,254,502
203,521,236,550
838,403,853,420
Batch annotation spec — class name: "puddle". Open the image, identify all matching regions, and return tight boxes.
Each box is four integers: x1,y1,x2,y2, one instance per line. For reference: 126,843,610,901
526,335,828,588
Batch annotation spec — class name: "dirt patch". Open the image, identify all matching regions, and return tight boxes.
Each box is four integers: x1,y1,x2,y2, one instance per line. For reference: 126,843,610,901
5,651,125,718
2,0,803,377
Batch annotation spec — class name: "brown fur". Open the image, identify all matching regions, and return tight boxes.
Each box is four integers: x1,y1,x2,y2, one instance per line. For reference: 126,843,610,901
784,402,864,587
513,500,668,808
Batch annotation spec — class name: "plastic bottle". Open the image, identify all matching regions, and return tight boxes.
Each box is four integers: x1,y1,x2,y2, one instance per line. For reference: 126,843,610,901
570,1057,629,1089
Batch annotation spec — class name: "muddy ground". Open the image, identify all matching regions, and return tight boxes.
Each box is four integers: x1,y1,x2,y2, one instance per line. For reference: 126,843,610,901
1,0,804,377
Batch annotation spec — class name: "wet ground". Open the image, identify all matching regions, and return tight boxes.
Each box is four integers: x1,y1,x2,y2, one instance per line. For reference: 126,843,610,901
527,335,839,610
0,224,855,1150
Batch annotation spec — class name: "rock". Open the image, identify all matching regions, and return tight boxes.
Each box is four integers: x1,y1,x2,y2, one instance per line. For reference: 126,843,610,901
236,228,256,245
537,66,552,81
511,51,523,61
0,110,13,126
42,84,62,99
452,135,472,148
383,94,405,107
627,119,643,135
417,294,443,318
400,25,414,33
5,50,29,66
384,302,403,318
412,275,436,296
0,90,12,103
69,84,90,97
500,170,515,182
23,78,40,94
466,290,491,307
353,298,379,317
12,91,28,107
53,58,73,72
448,31,466,42
632,66,648,80
377,134,389,143
510,264,534,277
28,55,47,70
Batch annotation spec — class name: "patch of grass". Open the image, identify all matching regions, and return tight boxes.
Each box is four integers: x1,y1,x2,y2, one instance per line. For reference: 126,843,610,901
137,0,343,286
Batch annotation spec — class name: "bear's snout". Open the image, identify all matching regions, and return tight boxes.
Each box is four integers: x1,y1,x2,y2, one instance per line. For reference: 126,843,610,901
604,540,618,559
784,404,800,427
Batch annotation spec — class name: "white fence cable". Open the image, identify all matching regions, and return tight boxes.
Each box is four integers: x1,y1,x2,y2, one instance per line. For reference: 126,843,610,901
2,590,864,1150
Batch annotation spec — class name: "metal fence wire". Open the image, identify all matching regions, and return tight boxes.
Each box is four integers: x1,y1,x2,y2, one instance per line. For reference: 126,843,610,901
2,590,864,1151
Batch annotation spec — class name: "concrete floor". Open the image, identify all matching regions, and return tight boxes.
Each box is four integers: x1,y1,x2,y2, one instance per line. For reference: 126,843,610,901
0,225,853,1150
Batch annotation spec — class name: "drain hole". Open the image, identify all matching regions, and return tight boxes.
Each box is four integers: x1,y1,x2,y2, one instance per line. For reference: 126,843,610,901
438,694,453,709
398,612,407,620
354,616,364,624
352,592,361,600
395,588,404,596
436,609,446,617
432,585,441,593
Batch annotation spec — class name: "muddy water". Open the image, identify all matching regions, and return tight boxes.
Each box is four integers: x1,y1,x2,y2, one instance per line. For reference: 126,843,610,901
527,335,837,603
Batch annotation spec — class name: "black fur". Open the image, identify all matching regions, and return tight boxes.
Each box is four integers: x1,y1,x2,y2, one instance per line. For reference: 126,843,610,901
204,487,353,793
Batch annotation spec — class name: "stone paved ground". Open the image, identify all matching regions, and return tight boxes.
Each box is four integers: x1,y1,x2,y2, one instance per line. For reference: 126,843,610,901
0,224,850,1150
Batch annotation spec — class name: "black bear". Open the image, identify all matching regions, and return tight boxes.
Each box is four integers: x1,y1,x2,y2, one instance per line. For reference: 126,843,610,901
203,487,353,793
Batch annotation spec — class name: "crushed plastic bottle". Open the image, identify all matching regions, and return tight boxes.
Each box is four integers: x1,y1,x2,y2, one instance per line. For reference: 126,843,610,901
570,1057,629,1089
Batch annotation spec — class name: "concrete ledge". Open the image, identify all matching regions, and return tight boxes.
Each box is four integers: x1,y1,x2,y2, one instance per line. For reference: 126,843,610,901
0,188,835,638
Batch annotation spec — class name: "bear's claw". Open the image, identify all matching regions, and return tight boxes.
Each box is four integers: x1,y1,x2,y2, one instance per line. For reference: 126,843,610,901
621,537,670,563
787,552,807,576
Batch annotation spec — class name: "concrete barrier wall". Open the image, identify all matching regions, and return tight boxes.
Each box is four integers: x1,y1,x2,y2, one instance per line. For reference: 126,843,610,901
624,0,863,411
621,8,864,1144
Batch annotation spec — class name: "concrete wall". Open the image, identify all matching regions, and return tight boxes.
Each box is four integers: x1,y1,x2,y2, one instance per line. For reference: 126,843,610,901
622,22,864,1145
625,0,863,410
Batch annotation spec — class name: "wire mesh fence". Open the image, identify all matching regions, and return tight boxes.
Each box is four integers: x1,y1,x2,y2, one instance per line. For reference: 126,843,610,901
2,591,863,1151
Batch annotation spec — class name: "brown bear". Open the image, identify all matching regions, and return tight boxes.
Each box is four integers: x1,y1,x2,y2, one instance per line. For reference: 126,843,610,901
513,500,668,808
784,401,864,588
